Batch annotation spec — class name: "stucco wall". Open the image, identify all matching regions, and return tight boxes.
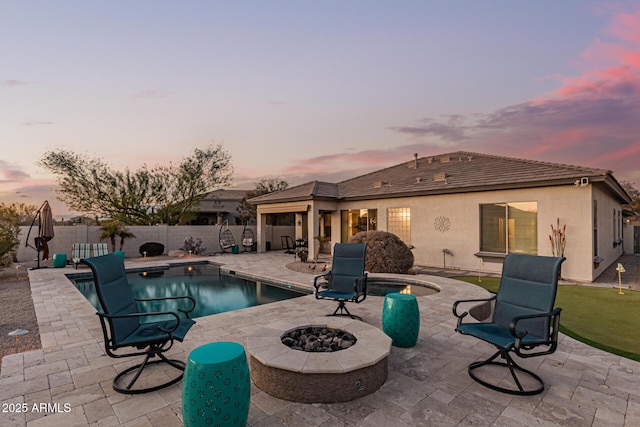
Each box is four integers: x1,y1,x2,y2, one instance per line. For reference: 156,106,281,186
312,183,623,282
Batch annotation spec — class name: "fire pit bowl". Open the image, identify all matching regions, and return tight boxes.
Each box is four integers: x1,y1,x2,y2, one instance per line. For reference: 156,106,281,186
247,317,391,403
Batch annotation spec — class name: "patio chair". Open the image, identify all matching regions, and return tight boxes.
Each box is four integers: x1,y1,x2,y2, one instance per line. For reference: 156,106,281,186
219,222,235,253
82,253,196,394
93,242,109,257
281,235,295,254
241,224,254,252
72,243,91,269
314,243,368,320
452,253,565,395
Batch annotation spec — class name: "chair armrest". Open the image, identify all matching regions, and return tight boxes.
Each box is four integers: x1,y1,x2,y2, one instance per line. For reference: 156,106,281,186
136,295,196,318
353,274,368,303
509,307,562,339
313,272,331,291
97,310,182,333
510,308,562,358
452,295,496,319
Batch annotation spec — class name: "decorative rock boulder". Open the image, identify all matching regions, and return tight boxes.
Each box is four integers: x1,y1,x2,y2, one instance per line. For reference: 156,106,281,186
139,242,165,257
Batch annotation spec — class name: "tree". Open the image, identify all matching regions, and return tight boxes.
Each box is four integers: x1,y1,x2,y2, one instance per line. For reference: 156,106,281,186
0,203,23,268
152,145,233,225
621,181,640,220
11,203,40,225
39,144,233,225
237,178,289,224
100,220,136,252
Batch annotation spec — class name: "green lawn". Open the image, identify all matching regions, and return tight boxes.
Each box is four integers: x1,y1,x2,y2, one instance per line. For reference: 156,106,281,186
452,276,640,361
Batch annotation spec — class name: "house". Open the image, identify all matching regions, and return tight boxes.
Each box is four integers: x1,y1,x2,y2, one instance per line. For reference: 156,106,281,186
189,189,249,225
250,151,633,282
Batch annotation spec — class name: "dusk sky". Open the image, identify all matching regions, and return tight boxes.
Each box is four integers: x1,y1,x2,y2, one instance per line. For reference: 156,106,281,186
2,1,640,218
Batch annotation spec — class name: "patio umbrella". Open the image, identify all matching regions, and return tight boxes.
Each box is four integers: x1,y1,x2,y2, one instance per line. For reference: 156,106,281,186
38,200,54,260
25,200,54,269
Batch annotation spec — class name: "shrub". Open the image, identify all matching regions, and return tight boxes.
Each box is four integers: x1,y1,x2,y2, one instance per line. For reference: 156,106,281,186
181,236,206,254
0,203,21,268
348,231,414,274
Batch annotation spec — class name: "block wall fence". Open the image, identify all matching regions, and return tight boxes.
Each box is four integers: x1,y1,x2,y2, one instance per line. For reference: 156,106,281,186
16,224,294,262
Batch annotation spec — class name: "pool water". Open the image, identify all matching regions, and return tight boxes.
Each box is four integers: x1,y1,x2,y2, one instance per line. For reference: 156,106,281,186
368,281,437,297
72,263,308,319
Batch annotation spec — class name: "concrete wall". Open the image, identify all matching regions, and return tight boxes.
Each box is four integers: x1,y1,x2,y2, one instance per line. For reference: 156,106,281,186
16,224,260,262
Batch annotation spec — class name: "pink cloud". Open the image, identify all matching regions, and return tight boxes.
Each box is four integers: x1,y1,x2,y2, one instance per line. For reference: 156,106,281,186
606,10,640,45
593,143,640,164
278,5,640,187
553,8,640,99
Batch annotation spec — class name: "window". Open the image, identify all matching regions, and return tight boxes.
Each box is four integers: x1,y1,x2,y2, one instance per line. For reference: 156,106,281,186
341,209,377,242
387,207,411,244
480,202,537,255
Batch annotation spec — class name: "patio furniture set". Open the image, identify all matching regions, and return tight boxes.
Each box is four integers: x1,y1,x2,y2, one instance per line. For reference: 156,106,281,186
80,243,565,426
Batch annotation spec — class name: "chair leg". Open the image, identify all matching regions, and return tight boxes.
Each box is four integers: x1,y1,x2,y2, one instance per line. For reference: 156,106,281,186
112,344,186,394
467,349,545,396
328,301,362,321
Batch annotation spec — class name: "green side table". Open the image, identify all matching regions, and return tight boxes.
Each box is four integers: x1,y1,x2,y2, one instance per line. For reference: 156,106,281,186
382,293,420,347
182,342,250,427
52,253,67,268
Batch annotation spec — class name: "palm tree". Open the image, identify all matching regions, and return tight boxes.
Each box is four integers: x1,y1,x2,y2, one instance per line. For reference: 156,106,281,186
100,221,136,252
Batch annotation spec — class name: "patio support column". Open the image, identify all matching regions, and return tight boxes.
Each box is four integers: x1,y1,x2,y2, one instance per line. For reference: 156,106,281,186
257,210,268,252
308,204,320,261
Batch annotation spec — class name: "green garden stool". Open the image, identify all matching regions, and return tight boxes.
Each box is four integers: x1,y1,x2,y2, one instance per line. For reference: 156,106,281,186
52,253,67,268
382,293,420,347
182,342,250,427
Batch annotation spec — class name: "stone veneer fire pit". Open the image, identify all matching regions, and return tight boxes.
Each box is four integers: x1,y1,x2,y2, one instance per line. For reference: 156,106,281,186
247,317,392,403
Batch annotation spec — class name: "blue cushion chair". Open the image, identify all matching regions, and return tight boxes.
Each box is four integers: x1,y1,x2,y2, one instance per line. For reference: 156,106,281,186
453,253,565,395
314,243,367,320
82,253,196,394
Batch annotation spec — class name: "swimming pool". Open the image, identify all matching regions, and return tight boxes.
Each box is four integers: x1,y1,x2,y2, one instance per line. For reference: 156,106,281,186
71,262,308,319
70,262,438,319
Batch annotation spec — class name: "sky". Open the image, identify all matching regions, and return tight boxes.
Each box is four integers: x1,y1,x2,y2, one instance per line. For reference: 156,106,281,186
1,1,640,218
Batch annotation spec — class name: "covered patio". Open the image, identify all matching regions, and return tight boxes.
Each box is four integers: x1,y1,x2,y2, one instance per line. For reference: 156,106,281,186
1,252,638,426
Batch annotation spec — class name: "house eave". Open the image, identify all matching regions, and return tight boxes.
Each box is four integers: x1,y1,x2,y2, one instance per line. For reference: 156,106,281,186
339,178,586,202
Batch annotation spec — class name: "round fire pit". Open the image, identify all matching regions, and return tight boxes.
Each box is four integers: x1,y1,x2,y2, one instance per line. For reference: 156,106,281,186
247,317,391,403
281,326,357,352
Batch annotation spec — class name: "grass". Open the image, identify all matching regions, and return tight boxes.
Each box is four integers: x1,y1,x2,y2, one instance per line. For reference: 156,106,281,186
451,276,640,362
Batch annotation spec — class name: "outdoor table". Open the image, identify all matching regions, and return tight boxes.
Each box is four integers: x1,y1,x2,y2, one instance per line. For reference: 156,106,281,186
182,341,250,427
382,293,420,347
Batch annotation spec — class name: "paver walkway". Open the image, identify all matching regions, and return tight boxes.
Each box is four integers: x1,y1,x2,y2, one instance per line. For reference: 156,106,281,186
1,253,639,426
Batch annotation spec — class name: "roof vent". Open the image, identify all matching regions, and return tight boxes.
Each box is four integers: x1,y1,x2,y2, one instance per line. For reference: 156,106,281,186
433,172,447,183
415,177,422,183
427,157,434,164
372,180,389,188
467,155,474,161
407,153,419,169
440,155,450,163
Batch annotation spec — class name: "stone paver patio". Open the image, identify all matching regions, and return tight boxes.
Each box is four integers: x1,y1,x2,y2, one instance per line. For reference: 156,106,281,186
1,252,639,426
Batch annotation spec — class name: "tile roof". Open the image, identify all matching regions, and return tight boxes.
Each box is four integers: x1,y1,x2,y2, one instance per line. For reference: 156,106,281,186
250,151,628,204
200,188,249,200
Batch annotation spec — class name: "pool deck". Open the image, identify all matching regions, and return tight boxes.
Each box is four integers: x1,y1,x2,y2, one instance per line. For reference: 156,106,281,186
1,252,638,426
